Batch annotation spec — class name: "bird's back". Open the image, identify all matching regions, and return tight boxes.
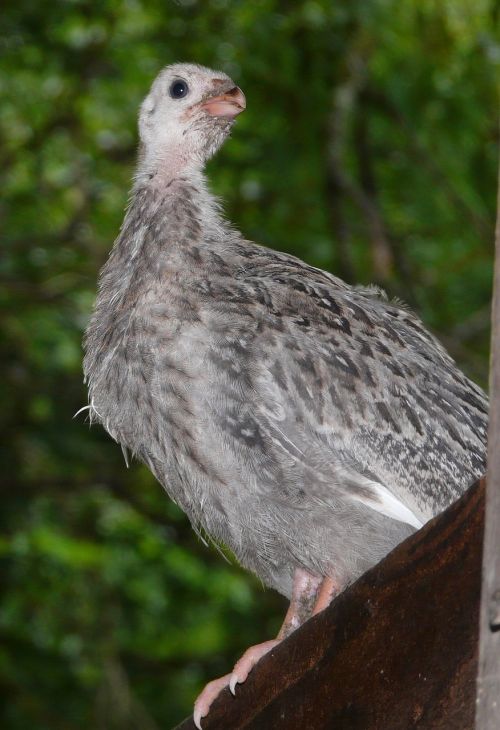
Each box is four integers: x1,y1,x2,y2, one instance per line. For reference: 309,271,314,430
228,242,487,516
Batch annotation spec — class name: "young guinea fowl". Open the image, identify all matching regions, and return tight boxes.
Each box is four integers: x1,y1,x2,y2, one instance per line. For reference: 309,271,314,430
83,63,488,727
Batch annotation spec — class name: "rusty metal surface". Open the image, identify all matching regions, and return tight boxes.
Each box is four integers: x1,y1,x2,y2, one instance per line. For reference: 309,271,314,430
174,479,484,729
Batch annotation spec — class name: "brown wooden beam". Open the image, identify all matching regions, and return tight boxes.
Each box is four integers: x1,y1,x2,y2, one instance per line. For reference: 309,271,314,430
476,165,500,728
174,478,484,730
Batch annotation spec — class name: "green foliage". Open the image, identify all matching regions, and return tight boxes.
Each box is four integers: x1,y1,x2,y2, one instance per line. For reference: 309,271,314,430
1,1,498,727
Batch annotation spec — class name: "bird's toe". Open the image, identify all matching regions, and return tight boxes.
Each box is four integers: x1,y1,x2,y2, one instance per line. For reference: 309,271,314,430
193,639,280,726
193,673,231,729
229,639,280,691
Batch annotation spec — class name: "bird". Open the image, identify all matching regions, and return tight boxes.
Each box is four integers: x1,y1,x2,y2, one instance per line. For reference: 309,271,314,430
83,63,488,728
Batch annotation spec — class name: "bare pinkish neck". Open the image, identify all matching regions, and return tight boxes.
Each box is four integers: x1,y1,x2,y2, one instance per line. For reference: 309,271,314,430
135,144,204,188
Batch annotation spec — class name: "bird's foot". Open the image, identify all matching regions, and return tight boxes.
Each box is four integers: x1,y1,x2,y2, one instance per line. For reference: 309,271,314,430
193,639,280,728
229,639,280,692
193,673,231,729
192,567,335,728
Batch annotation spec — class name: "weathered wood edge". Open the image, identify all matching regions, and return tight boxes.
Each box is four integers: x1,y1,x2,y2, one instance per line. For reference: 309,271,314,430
174,477,484,730
475,163,500,729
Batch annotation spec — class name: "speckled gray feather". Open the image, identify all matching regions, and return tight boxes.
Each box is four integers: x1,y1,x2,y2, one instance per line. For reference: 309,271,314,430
83,63,488,600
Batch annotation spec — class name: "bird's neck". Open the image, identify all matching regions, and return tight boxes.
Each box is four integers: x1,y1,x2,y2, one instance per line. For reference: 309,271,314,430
130,144,228,245
134,142,204,188
93,167,229,312
125,167,227,249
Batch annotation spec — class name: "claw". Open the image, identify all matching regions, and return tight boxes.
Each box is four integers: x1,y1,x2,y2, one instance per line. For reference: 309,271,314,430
229,673,240,695
193,673,231,728
193,706,203,730
192,641,276,724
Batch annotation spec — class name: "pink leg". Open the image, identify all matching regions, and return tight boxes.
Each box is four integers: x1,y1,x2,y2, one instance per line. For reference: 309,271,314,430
193,567,322,729
312,575,341,616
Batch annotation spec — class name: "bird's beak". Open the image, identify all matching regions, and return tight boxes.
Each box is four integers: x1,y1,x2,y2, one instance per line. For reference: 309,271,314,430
201,86,246,119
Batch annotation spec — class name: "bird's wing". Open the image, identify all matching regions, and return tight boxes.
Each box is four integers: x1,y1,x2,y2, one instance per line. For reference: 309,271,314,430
233,251,487,524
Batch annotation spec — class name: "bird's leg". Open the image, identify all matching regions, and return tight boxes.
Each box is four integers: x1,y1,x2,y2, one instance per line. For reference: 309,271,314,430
311,575,341,616
193,567,321,729
277,566,323,638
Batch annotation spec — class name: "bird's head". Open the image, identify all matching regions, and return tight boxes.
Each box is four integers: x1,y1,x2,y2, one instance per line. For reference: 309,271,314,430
138,62,246,178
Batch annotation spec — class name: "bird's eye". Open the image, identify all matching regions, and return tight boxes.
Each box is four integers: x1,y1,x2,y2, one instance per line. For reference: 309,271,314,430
169,80,189,99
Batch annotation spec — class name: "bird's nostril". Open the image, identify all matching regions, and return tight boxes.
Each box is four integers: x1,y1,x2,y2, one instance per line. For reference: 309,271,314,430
226,86,246,110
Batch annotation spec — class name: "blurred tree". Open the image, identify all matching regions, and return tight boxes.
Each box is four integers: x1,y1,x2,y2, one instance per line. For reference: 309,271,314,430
0,1,498,727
